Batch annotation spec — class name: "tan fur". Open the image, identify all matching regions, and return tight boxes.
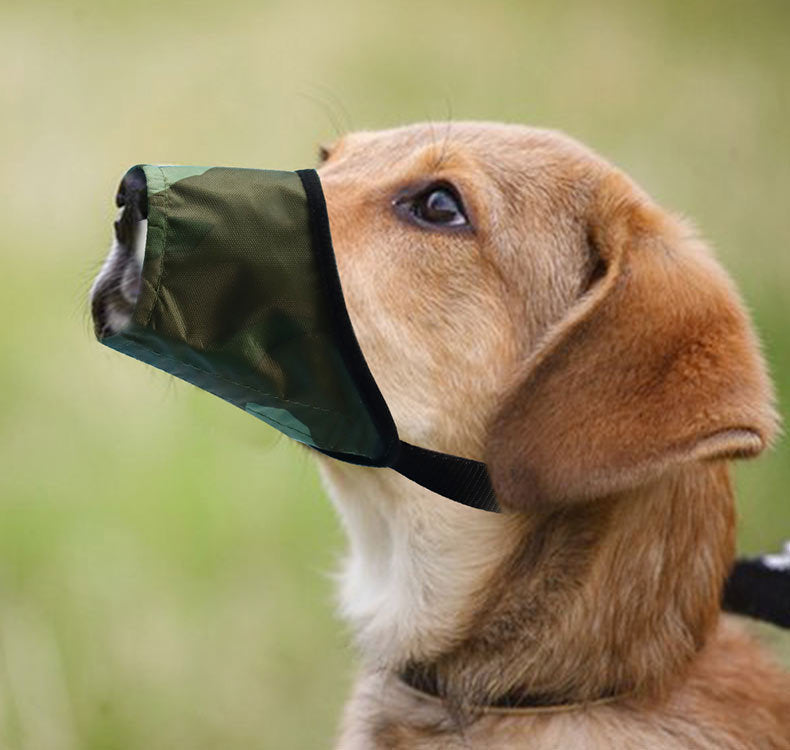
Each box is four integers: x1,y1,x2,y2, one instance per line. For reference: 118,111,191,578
314,122,790,749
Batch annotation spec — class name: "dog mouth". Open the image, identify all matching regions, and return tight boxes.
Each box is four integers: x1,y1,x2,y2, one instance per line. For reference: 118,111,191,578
91,168,147,338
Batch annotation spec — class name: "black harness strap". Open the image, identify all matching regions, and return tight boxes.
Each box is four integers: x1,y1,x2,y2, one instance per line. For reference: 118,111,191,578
723,556,790,628
397,662,625,712
390,441,500,513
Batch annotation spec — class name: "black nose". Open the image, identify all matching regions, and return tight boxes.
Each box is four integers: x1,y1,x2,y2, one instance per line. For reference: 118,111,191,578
116,166,148,216
113,167,148,241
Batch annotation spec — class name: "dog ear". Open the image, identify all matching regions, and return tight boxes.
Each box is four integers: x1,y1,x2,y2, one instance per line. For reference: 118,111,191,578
486,171,779,512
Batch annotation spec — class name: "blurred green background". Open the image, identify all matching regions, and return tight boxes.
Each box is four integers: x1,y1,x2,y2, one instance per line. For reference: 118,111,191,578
1,0,789,747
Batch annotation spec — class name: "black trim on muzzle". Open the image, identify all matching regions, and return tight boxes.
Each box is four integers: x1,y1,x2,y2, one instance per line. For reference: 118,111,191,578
296,169,498,512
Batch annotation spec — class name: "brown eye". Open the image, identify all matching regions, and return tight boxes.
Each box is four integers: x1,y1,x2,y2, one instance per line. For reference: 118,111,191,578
397,183,469,229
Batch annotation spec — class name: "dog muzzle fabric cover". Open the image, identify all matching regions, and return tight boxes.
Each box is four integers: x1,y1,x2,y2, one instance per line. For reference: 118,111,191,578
97,165,498,512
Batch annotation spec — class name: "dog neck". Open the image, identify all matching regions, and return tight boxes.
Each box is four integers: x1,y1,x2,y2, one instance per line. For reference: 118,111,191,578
319,459,736,712
318,460,522,665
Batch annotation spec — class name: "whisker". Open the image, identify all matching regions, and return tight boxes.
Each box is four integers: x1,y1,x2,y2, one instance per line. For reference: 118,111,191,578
298,89,346,141
311,83,354,135
436,100,455,171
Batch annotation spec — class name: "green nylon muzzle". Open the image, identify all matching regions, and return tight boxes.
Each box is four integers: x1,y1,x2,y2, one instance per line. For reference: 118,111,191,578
98,165,498,512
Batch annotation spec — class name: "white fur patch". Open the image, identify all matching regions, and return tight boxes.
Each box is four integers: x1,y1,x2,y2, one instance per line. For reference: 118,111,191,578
318,461,519,667
91,214,147,334
133,218,148,268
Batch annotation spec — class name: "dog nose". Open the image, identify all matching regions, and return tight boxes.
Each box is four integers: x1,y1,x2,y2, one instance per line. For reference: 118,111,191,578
115,167,148,219
91,168,147,338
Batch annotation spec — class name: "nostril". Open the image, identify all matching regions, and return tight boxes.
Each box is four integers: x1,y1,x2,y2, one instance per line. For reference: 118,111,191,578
116,166,148,219
115,170,147,247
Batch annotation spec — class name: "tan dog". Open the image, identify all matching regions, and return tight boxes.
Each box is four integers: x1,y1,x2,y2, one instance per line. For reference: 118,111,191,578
90,122,790,748
313,123,790,749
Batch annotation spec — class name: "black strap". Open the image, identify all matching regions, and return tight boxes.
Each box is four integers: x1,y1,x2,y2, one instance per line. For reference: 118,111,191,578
389,441,500,513
398,661,606,710
723,556,790,628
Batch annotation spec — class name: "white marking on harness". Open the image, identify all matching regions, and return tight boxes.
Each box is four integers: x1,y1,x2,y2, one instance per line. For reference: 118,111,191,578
761,540,790,571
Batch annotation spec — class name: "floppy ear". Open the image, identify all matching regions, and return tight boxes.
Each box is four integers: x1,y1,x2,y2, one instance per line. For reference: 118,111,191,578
486,171,779,512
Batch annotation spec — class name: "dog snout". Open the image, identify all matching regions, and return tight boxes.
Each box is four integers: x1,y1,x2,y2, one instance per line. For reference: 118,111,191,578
91,169,147,338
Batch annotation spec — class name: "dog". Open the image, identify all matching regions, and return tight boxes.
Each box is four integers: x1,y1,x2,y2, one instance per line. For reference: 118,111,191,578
92,123,790,749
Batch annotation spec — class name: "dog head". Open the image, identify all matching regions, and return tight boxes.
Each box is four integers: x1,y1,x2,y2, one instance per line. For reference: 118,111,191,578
317,122,778,511
90,123,778,513
90,124,781,695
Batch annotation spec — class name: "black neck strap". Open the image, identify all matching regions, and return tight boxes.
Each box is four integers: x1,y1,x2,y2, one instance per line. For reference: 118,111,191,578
723,555,790,628
389,441,499,512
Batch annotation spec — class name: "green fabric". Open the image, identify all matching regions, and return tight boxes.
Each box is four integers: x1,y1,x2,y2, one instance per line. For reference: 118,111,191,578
244,404,314,445
142,165,211,195
100,165,388,461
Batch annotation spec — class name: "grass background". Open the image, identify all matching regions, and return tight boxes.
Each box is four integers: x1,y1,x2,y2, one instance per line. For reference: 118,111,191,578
1,0,789,747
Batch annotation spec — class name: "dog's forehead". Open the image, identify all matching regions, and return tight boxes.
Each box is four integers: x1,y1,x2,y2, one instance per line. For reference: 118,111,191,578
326,122,604,186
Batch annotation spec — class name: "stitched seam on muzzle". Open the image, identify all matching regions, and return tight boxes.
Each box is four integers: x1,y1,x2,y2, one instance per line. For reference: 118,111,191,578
143,165,171,328
247,411,313,441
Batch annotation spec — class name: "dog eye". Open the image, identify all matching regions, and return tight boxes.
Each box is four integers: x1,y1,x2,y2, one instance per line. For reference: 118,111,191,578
398,183,469,229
